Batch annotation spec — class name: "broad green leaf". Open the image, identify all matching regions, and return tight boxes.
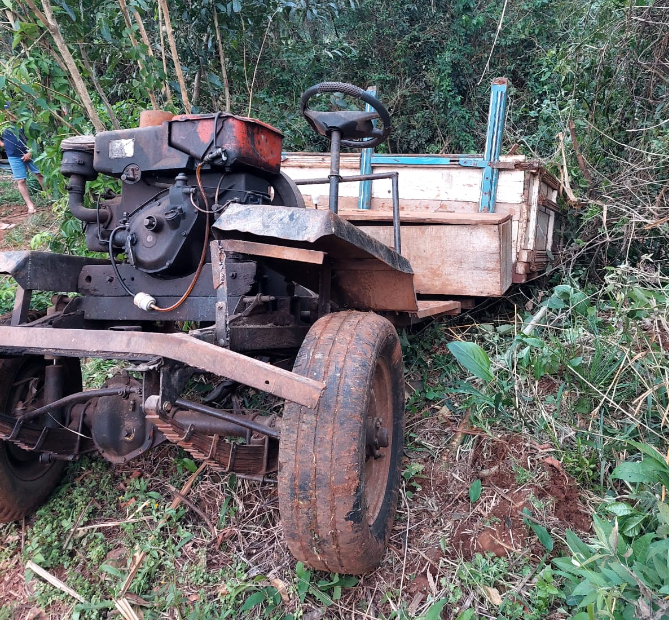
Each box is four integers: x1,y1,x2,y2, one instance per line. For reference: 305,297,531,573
523,509,554,551
447,342,493,381
571,579,596,596
612,459,669,486
657,501,669,525
454,610,476,620
627,441,669,468
425,599,448,620
59,0,76,21
240,591,265,611
621,514,646,537
604,502,637,517
99,563,124,578
566,529,594,559
469,479,482,503
181,458,197,473
631,532,656,563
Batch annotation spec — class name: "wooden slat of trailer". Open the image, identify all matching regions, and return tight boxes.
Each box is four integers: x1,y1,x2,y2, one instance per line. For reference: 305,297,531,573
359,219,513,297
338,211,511,225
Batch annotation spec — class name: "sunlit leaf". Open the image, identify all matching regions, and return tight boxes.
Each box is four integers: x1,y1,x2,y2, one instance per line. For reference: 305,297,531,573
447,342,493,381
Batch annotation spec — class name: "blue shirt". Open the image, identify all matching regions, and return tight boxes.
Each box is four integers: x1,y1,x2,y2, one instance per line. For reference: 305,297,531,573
1,127,29,157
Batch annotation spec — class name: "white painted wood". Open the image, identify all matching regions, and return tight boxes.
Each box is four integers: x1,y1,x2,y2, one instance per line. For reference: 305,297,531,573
282,154,527,207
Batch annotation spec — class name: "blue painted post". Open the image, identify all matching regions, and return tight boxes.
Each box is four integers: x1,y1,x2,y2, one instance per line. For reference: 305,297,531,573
479,77,508,213
358,86,377,210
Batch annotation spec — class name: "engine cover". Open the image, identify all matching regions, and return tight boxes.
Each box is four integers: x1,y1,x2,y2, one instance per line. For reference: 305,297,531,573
126,173,204,275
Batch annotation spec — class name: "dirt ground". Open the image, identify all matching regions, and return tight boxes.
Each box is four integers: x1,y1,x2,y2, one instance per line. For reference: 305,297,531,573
0,402,592,619
0,200,32,245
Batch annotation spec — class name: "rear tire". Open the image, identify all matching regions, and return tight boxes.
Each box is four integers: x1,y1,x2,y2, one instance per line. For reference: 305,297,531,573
0,355,82,523
278,311,404,574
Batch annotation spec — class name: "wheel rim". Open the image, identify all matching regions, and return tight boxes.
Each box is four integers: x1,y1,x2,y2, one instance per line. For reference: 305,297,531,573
364,356,393,526
3,358,56,482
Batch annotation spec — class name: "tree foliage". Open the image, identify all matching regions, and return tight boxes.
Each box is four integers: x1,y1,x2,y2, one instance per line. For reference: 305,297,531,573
0,0,666,264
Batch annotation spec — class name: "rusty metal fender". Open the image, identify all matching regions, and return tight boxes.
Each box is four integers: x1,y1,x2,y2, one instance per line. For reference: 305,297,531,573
212,204,418,312
0,251,108,292
0,327,325,408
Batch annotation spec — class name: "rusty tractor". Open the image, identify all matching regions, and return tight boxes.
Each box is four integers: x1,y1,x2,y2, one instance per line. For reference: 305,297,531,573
0,83,420,574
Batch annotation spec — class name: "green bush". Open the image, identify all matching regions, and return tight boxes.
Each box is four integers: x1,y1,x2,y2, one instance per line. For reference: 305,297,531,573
554,442,669,620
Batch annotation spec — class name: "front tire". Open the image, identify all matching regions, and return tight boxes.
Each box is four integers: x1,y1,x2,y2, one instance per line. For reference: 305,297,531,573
278,311,404,574
0,355,82,523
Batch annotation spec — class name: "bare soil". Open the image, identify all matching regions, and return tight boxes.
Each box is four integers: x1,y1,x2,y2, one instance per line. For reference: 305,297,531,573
447,434,590,559
0,200,31,245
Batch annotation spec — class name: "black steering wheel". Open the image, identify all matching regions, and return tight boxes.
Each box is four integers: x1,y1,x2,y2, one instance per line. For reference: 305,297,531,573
300,82,391,149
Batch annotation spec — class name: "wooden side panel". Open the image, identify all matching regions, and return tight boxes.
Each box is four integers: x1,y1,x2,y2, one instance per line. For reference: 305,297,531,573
281,155,526,211
358,221,512,297
499,218,513,293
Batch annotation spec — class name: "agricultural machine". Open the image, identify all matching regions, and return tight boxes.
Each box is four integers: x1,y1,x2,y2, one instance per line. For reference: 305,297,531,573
0,83,420,574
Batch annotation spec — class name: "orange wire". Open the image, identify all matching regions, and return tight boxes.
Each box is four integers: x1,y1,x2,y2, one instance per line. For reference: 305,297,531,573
151,164,210,312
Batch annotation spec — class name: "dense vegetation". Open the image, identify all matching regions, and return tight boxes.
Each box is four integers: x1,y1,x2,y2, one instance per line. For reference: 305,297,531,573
0,0,668,618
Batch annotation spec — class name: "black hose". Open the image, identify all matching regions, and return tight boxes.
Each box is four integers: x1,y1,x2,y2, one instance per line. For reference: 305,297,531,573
67,174,109,223
108,226,136,297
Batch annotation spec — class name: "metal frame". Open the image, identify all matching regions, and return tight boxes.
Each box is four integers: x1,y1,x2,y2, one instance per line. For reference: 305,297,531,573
339,78,509,214
0,326,325,408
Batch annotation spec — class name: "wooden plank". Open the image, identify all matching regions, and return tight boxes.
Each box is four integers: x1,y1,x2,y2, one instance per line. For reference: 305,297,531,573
546,209,556,253
218,239,325,264
538,194,560,211
499,217,513,293
480,77,508,212
284,160,527,205
371,155,454,166
358,221,513,296
358,86,377,210
304,196,523,219
535,207,551,252
339,211,511,225
541,170,560,191
412,300,461,318
521,173,540,253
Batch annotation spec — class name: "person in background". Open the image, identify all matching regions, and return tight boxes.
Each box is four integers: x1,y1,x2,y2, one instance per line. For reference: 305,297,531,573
0,103,45,215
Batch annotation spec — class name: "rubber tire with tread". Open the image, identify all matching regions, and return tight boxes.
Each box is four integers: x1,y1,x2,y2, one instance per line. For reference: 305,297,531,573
278,311,404,574
0,352,82,523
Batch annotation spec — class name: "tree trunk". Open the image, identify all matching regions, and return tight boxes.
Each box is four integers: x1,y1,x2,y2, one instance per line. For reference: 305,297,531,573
79,45,121,130
28,0,105,132
157,0,172,106
192,67,201,106
157,0,191,113
213,7,231,112
117,0,158,110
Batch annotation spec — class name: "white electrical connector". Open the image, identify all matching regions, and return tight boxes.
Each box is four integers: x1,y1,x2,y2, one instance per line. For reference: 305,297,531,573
133,292,157,311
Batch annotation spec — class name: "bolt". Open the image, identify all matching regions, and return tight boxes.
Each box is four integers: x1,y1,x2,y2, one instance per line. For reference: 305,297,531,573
230,272,237,279
162,401,172,413
106,276,114,283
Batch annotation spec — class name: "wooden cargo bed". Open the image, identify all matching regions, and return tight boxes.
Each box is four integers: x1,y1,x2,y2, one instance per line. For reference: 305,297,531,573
281,152,562,317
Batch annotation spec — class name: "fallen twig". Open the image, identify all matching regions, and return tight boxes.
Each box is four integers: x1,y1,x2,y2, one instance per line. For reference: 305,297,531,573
25,560,87,604
115,597,141,620
118,461,208,598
